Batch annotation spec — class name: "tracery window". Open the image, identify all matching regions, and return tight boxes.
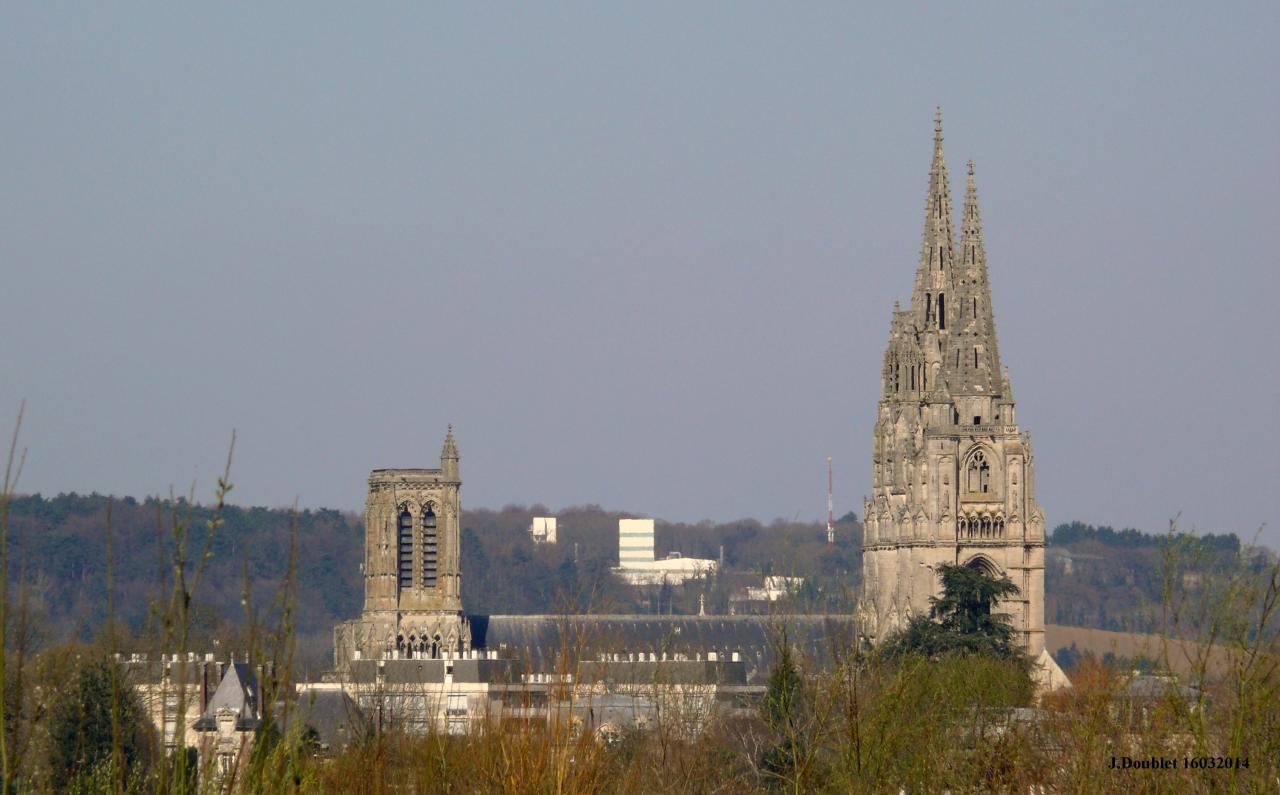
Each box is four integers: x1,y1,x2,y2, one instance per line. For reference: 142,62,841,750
966,450,991,494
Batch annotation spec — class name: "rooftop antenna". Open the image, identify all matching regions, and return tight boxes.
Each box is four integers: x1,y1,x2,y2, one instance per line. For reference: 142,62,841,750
827,456,835,546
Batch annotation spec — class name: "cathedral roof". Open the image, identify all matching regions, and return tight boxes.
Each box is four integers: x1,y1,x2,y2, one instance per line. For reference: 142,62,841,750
471,614,856,685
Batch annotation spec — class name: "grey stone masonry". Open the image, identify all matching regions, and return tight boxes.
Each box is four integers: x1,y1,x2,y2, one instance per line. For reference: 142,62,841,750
859,111,1045,655
334,426,472,664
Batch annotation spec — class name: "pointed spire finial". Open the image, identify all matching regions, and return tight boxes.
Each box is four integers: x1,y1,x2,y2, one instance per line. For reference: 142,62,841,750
931,107,945,163
442,424,458,459
964,160,979,227
441,424,460,477
910,107,957,326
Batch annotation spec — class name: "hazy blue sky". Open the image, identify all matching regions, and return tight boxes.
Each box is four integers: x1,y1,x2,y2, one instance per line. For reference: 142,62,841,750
3,4,1277,547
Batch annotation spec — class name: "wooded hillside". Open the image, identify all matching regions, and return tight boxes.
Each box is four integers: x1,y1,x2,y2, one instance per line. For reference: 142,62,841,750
3,493,1266,665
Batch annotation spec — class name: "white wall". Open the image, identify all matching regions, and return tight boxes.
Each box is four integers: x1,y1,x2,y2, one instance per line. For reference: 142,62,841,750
618,518,655,567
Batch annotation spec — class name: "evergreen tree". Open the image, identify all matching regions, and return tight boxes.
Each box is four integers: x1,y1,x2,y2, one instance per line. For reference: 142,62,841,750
48,654,151,791
760,634,801,734
879,564,1025,661
759,630,806,786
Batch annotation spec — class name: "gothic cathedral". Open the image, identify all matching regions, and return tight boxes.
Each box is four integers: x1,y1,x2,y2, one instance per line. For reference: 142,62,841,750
334,426,472,663
859,113,1046,655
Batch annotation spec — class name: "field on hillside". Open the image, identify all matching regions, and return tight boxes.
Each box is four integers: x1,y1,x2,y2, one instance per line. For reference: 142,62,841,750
1046,624,1240,679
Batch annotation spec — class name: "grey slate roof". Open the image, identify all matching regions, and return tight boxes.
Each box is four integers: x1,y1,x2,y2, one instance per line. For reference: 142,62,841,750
1125,674,1200,700
471,614,857,684
280,690,365,751
192,662,262,731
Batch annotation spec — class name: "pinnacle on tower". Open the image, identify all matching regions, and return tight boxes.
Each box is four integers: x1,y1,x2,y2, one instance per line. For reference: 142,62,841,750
441,424,460,477
911,108,957,332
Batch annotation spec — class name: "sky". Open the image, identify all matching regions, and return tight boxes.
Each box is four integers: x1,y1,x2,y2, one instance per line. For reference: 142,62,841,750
2,3,1277,548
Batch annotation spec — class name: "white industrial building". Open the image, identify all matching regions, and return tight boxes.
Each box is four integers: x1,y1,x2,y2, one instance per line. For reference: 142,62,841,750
744,576,805,602
613,519,717,586
529,517,557,544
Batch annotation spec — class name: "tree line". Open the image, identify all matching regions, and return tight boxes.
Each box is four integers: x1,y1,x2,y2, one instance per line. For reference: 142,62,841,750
2,493,1268,663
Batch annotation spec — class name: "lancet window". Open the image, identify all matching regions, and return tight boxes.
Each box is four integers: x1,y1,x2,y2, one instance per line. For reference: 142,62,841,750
397,510,413,589
422,505,439,588
957,513,1006,540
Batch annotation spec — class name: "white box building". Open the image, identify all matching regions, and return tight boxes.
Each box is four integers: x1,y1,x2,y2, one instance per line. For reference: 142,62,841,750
614,518,716,586
618,518,655,564
530,517,557,544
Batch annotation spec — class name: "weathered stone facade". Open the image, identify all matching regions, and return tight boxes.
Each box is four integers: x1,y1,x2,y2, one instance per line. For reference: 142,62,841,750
335,426,472,662
859,113,1045,654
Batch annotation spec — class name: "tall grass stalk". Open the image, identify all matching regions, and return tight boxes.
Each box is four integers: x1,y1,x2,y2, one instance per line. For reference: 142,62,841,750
0,403,26,795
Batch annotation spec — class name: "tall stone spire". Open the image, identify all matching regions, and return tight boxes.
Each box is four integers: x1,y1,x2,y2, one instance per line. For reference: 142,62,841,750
946,160,1003,395
861,117,1044,658
911,107,957,333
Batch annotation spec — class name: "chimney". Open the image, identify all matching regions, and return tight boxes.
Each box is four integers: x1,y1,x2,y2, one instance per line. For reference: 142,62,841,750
201,661,210,711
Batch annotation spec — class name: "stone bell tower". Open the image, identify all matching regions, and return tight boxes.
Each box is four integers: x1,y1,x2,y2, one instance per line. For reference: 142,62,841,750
334,426,471,663
859,112,1045,654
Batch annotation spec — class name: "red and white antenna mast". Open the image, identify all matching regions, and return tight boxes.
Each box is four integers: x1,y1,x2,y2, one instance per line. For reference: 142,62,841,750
827,455,835,545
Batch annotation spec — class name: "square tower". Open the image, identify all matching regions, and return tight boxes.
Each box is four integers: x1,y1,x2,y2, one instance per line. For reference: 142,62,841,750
334,426,471,663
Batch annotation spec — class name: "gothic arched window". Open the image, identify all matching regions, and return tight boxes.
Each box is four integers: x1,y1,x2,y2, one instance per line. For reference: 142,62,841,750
964,556,1000,579
966,451,991,494
938,294,946,329
422,505,439,588
397,510,414,590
